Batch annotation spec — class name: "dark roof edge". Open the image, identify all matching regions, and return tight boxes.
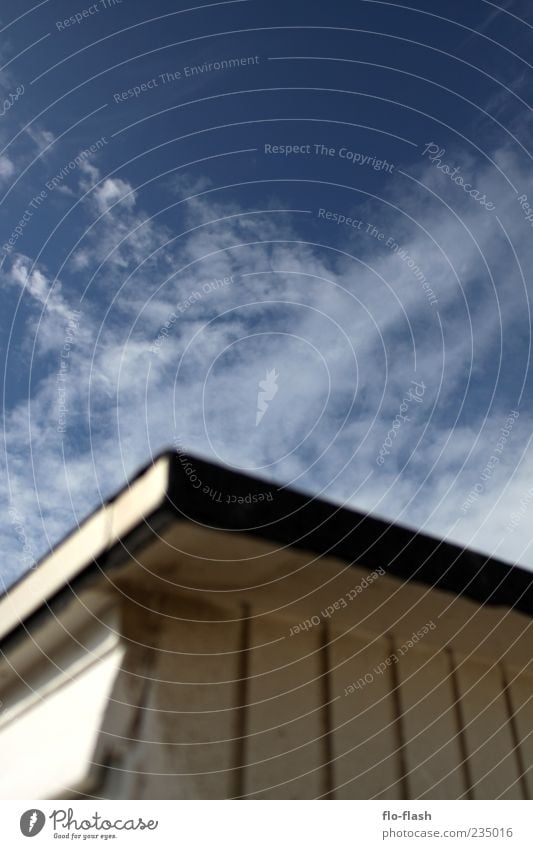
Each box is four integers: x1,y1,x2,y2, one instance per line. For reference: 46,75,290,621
2,450,532,622
165,450,533,617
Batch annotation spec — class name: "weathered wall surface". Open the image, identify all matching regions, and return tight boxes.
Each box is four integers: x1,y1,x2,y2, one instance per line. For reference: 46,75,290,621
89,536,533,800
2,523,532,800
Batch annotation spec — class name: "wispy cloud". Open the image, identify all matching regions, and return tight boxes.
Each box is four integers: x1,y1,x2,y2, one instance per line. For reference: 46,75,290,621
1,130,533,587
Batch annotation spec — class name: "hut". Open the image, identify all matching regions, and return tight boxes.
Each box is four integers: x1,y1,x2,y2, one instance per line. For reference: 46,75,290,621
1,451,532,799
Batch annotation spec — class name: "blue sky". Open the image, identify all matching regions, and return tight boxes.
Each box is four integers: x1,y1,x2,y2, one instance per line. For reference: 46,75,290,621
1,0,533,585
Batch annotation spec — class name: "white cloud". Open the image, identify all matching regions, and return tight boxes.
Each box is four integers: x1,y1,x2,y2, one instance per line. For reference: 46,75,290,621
3,254,71,318
25,125,55,154
0,154,14,182
2,133,533,588
92,177,137,214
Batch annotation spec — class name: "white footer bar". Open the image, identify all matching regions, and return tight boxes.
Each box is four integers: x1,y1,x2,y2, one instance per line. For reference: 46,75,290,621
2,800,531,848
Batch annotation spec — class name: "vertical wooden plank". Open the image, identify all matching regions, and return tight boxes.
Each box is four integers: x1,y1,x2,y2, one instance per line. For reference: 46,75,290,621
454,654,522,799
504,666,533,799
93,658,155,799
244,615,327,799
91,601,161,799
124,597,243,799
397,646,467,799
328,629,402,799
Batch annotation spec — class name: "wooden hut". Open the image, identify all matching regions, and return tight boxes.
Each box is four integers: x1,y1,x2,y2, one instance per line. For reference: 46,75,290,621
1,451,532,799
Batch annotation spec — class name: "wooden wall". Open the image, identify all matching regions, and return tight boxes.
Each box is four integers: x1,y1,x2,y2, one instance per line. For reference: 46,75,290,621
89,531,533,800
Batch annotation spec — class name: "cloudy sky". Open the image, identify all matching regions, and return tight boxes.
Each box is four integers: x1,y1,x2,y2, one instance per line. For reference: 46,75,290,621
1,0,532,586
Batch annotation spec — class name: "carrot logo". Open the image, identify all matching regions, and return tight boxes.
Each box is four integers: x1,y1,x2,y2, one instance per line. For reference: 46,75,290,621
256,368,279,425
20,810,46,837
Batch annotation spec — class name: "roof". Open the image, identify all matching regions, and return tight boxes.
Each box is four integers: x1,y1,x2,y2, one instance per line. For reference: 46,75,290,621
1,449,532,648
